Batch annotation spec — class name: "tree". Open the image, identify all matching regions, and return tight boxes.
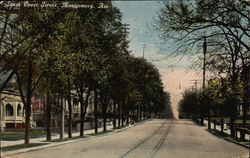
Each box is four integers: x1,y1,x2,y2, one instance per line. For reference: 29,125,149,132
159,92,173,119
155,0,250,138
7,7,57,144
178,89,201,119
0,5,29,92
155,0,249,54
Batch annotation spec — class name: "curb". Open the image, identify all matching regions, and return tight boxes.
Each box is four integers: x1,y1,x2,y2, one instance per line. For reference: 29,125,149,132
1,119,153,157
192,120,250,150
223,137,250,149
205,129,249,149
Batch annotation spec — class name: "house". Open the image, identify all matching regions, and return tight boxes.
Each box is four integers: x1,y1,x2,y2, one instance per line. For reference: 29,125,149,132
0,89,105,131
0,91,32,131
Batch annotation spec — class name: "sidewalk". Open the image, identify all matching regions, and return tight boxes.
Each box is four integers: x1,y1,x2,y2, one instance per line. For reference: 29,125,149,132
1,119,152,157
202,120,250,149
1,124,114,147
203,120,250,141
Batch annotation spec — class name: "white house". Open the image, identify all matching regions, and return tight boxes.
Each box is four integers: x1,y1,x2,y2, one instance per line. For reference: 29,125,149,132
0,91,29,131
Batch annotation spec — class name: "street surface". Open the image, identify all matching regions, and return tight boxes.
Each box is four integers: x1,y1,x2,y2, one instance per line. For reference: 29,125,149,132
8,119,249,158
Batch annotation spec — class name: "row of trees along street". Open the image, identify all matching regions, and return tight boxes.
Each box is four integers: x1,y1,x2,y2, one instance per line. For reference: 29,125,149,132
0,2,172,144
155,0,249,140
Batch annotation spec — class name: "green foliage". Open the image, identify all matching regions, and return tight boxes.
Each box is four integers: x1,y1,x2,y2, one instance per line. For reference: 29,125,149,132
178,89,201,118
1,1,171,142
156,0,250,122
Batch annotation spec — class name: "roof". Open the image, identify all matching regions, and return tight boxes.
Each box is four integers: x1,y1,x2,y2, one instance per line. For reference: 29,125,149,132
1,90,21,97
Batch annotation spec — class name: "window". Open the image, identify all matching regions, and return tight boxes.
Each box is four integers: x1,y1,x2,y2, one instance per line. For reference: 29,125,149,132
23,106,25,116
6,104,14,116
17,104,22,116
73,98,79,111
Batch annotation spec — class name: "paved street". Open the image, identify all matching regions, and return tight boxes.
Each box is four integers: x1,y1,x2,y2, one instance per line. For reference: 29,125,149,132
7,119,249,158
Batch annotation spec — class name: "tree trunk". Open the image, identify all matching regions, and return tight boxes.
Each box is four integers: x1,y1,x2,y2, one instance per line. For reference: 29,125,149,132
136,106,139,122
126,111,129,126
213,120,216,130
103,110,107,132
143,107,146,120
200,113,204,126
118,102,121,128
220,118,224,133
82,118,85,135
240,103,247,141
81,89,91,137
24,58,33,144
102,96,107,132
94,90,98,134
103,95,110,132
67,78,72,138
24,99,31,144
139,105,142,121
241,76,249,141
230,96,237,138
230,119,235,138
24,106,31,144
46,89,51,141
208,112,211,130
113,100,116,129
126,104,129,126
121,101,124,127
60,96,64,140
79,91,84,137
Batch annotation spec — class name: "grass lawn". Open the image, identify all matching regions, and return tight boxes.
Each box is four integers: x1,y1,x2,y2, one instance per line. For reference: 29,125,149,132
0,131,46,141
45,136,87,142
87,129,114,136
207,129,231,138
210,117,250,123
1,143,48,151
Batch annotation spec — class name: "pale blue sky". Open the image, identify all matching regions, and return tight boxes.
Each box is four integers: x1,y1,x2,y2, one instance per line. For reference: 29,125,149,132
113,1,191,70
112,1,201,117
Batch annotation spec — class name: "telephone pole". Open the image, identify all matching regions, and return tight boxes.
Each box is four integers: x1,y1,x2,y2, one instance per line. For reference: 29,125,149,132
142,43,146,59
203,36,207,89
203,36,210,129
190,79,201,90
122,23,130,39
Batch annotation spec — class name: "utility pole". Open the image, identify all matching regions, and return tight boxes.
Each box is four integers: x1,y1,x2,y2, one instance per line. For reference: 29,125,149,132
142,43,146,59
122,23,130,39
203,36,210,129
190,79,201,90
203,36,207,90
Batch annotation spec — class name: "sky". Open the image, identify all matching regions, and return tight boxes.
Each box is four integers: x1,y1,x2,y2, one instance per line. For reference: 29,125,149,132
113,1,204,118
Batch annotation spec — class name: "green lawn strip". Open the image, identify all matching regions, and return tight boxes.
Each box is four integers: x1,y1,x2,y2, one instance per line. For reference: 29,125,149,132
240,141,250,146
210,117,250,123
87,129,114,136
1,131,46,141
114,125,129,130
44,136,89,142
207,129,231,138
1,143,49,151
43,130,115,142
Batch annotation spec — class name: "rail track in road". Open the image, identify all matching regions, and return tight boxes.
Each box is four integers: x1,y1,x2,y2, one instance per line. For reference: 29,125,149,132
118,120,172,158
